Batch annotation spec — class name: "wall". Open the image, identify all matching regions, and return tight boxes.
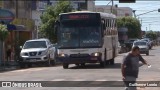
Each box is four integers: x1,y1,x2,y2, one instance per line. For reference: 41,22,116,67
0,41,2,64
95,5,133,17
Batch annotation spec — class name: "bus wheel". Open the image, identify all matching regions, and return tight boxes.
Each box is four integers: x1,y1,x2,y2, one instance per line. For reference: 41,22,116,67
75,63,80,66
106,60,109,65
110,58,115,65
100,61,106,67
63,63,69,69
81,63,85,66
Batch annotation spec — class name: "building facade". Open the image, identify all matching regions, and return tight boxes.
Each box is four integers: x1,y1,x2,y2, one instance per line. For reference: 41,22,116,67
0,0,35,62
32,0,95,38
95,5,133,17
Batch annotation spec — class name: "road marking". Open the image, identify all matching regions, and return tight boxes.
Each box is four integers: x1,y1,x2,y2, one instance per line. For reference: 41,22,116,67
10,68,46,73
94,79,108,81
51,79,66,81
72,79,86,81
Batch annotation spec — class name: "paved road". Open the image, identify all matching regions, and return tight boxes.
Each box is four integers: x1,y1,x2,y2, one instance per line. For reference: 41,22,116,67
0,46,160,90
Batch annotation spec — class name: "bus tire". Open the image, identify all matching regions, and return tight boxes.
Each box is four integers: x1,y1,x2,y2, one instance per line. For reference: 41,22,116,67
81,63,85,66
106,60,109,65
100,61,106,67
110,58,115,65
75,63,80,66
63,63,69,69
104,49,109,65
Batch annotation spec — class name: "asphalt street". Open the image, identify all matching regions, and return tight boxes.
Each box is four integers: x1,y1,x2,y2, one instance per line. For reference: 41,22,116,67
0,46,160,90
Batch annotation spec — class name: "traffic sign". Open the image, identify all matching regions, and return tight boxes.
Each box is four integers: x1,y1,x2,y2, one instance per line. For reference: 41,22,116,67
0,9,15,24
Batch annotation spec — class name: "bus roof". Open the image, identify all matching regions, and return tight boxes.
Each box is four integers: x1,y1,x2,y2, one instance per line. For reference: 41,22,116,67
59,11,116,18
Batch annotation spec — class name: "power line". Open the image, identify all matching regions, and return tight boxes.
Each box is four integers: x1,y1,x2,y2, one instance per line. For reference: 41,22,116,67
106,0,112,6
133,4,160,9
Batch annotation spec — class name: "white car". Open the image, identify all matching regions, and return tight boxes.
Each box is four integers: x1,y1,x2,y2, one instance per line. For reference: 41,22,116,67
118,42,121,53
132,40,149,55
19,38,56,68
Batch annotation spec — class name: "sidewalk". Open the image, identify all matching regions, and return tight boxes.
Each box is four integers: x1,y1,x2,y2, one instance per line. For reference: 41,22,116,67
0,61,19,72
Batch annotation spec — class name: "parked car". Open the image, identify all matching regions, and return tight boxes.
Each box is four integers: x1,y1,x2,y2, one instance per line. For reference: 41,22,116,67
125,38,139,51
118,42,121,53
132,40,149,55
141,38,152,49
19,38,56,68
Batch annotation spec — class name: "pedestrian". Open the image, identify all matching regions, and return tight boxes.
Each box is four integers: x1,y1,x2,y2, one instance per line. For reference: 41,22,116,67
121,46,150,90
6,44,12,62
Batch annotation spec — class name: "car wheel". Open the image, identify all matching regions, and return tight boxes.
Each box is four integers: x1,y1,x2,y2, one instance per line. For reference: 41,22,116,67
27,64,32,67
146,51,149,56
63,63,69,69
19,62,25,68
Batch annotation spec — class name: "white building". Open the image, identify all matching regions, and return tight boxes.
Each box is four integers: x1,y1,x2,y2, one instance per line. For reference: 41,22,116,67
95,5,133,17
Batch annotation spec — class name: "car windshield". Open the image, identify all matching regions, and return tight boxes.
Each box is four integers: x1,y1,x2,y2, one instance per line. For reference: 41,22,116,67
134,42,147,46
23,41,47,49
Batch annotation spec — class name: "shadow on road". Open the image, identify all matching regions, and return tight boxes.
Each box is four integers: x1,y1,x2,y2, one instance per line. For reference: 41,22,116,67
141,54,155,56
69,63,121,69
0,63,62,73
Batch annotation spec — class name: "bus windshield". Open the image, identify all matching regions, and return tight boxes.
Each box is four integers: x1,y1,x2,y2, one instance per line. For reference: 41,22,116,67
58,20,102,48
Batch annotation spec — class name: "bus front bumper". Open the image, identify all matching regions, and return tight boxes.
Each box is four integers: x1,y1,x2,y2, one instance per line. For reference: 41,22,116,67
58,56,101,64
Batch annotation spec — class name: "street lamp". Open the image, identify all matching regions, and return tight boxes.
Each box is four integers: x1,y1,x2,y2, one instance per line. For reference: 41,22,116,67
132,10,136,18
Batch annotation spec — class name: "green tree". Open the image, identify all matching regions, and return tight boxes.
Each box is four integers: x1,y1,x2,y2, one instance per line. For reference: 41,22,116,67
117,17,141,38
40,1,72,43
145,30,157,40
0,24,9,64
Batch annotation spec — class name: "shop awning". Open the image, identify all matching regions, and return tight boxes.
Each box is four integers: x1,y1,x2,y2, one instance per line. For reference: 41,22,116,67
7,24,16,30
7,24,26,31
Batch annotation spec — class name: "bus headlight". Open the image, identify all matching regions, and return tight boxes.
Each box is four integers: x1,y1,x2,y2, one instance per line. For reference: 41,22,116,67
91,52,101,56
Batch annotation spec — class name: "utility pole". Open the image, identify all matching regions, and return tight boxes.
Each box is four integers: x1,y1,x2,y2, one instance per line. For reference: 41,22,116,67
111,0,114,13
132,10,136,18
146,27,147,31
15,0,18,18
149,24,151,31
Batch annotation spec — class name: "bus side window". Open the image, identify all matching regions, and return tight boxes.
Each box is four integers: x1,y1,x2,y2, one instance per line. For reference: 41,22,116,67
101,19,105,37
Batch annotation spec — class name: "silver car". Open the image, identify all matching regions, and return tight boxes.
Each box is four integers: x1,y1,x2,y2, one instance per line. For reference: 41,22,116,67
132,40,149,55
19,38,56,68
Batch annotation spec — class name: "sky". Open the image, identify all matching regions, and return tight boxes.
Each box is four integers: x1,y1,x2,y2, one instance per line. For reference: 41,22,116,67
95,1,160,31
